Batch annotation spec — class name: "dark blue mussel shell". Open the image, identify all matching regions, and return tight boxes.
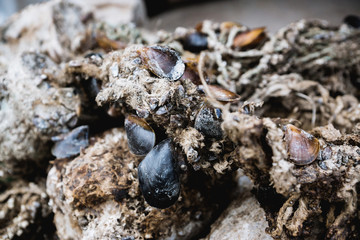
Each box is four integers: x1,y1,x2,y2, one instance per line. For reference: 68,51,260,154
138,139,180,209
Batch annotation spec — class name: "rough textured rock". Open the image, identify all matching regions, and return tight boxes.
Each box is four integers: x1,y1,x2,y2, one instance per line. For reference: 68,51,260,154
205,175,272,240
47,128,232,240
222,112,360,239
69,0,146,26
0,0,90,185
0,52,80,181
0,0,87,66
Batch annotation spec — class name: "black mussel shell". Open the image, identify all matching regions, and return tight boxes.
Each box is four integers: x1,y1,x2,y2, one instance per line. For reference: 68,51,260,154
51,125,89,159
125,115,155,156
182,32,208,53
344,15,360,28
81,77,102,101
194,106,223,139
138,139,180,209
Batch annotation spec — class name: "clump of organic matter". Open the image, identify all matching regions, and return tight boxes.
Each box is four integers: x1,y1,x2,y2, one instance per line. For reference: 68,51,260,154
1,1,360,239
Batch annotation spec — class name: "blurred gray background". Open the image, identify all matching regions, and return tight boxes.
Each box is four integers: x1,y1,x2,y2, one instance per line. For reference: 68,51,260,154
1,0,359,32
145,0,360,32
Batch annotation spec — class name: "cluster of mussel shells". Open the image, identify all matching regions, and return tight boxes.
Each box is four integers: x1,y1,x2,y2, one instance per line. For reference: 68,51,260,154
64,27,325,209
125,115,178,209
125,44,327,209
123,45,241,208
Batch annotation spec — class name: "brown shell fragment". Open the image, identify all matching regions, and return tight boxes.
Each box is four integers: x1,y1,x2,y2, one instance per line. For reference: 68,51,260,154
180,60,209,85
220,21,243,31
233,27,266,48
284,124,320,165
138,46,185,81
199,85,240,102
95,32,126,51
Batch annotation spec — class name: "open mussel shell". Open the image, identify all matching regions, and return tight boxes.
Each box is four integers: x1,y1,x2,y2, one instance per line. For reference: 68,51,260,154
125,115,155,156
284,124,320,165
95,31,126,51
138,139,180,209
138,46,185,81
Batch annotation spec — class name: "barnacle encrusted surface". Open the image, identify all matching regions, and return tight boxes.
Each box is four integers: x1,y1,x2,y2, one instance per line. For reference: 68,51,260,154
47,128,230,240
0,181,52,239
222,112,360,239
0,52,80,178
0,0,87,183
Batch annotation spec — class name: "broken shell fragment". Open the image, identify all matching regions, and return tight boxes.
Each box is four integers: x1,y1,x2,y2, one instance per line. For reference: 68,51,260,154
199,85,240,102
84,52,103,66
180,60,209,85
194,105,223,139
138,139,180,209
182,32,208,53
125,115,155,156
284,124,320,165
95,32,126,51
233,27,266,48
51,125,89,159
138,46,185,81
